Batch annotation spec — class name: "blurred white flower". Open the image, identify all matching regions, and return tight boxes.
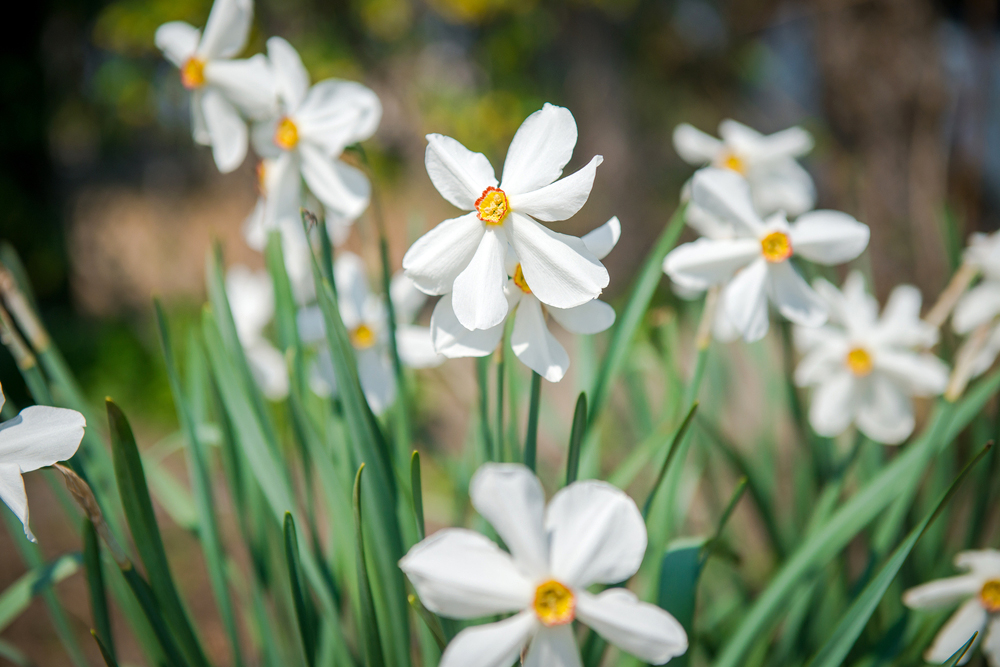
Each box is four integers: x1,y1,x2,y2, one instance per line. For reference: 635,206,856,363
298,253,441,415
793,272,948,444
674,119,815,220
226,266,289,401
431,217,620,382
663,168,870,342
244,38,382,282
400,463,688,667
952,231,1000,379
903,550,1000,665
0,383,85,541
402,103,609,332
155,0,276,173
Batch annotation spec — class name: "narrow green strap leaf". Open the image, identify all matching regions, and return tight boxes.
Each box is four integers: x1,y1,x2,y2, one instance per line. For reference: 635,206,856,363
119,566,190,667
700,476,748,566
477,356,493,461
91,630,120,667
495,350,506,462
411,451,425,541
83,520,114,662
354,465,386,667
566,392,588,485
524,372,542,472
284,513,318,667
0,553,80,632
944,632,978,667
407,594,447,650
643,401,699,518
807,443,991,667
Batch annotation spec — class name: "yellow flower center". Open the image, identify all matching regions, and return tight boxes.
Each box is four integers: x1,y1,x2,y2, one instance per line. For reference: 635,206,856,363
982,580,1000,613
350,324,377,349
717,151,746,174
513,264,531,294
760,231,793,263
274,117,300,150
475,187,509,226
846,347,873,377
533,580,575,627
180,57,206,89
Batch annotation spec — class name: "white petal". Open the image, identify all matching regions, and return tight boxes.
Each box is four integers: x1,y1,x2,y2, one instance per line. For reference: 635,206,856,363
500,103,577,194
430,293,507,358
453,228,509,330
403,213,484,295
0,407,86,472
984,618,1000,667
689,168,764,237
440,613,537,667
874,284,937,347
746,160,816,218
793,336,848,386
246,342,289,401
808,371,857,438
295,80,382,154
511,296,570,383
971,325,1000,378
332,252,371,325
200,89,248,173
717,119,764,150
191,90,210,145
956,551,1000,576
155,22,200,66
672,124,722,165
903,576,981,610
300,145,371,220
662,238,760,291
357,349,396,415
252,152,303,248
0,384,5,413
508,213,608,309
925,599,986,665
789,211,870,265
575,589,688,664
582,216,621,260
508,156,602,222
545,480,646,588
0,464,32,541
874,350,949,397
722,258,770,342
523,625,581,667
226,265,275,342
425,134,497,210
856,374,915,445
767,261,828,328
396,325,443,368
204,55,276,119
953,281,1000,334
197,0,252,59
389,272,427,324
549,299,615,335
470,463,550,578
748,125,814,161
266,37,309,111
399,528,534,618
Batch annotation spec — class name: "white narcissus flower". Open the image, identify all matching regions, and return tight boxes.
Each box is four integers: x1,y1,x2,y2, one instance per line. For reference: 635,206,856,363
155,0,276,173
793,272,948,444
674,119,815,220
299,253,442,415
903,550,1000,665
663,168,870,343
953,231,1000,378
226,266,290,401
0,383,85,541
402,103,609,332
400,463,688,667
430,217,620,382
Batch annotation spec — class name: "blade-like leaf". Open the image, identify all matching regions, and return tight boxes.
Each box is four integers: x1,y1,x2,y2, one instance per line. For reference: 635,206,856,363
566,392,587,485
284,513,318,667
83,519,114,663
354,465,386,667
524,372,542,472
0,554,80,632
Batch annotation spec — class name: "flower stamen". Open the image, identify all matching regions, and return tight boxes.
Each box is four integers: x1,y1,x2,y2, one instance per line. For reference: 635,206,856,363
533,580,575,627
475,187,509,226
350,324,377,349
981,580,1000,613
846,347,873,377
181,57,206,89
717,151,746,174
274,117,300,150
760,231,793,263
513,264,531,294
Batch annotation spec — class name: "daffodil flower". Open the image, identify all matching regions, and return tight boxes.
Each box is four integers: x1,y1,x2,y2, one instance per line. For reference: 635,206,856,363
663,168,870,342
298,253,441,414
903,550,1000,665
402,103,609,332
430,217,620,382
400,463,688,667
674,119,815,220
0,383,85,541
793,272,948,444
245,37,382,269
226,266,290,401
952,231,1000,378
155,0,276,173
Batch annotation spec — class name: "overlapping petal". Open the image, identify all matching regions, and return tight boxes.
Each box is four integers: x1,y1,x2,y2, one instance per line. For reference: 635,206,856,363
548,299,615,335
722,258,770,342
267,37,309,111
204,55,276,119
523,625,581,667
663,238,760,290
200,88,248,172
581,216,621,260
672,123,722,164
856,374,914,444
439,613,536,667
789,211,870,265
508,156,602,222
575,589,688,664
425,134,497,210
470,464,549,577
299,144,371,220
296,80,382,154
511,296,570,382
767,261,827,328
453,229,509,330
155,22,200,66
903,576,981,609
0,464,31,541
924,599,985,665
430,293,509,358
500,103,577,195
808,371,856,437
0,407,85,472
197,0,252,60
953,282,1000,334
689,168,763,236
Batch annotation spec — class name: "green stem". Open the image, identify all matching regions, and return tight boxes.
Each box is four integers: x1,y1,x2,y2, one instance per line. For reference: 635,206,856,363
495,349,505,462
524,373,542,471
476,357,493,461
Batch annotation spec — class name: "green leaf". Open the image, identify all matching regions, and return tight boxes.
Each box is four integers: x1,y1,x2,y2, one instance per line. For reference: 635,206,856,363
83,520,114,663
92,630,120,667
943,632,978,667
643,401,699,517
0,553,80,632
407,594,447,650
523,372,542,472
107,399,210,667
807,444,991,667
566,392,587,485
284,513,318,667
354,465,386,667
659,537,708,662
411,451,425,542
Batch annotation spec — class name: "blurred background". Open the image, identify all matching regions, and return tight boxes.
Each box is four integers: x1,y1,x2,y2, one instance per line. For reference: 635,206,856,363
2,0,999,662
